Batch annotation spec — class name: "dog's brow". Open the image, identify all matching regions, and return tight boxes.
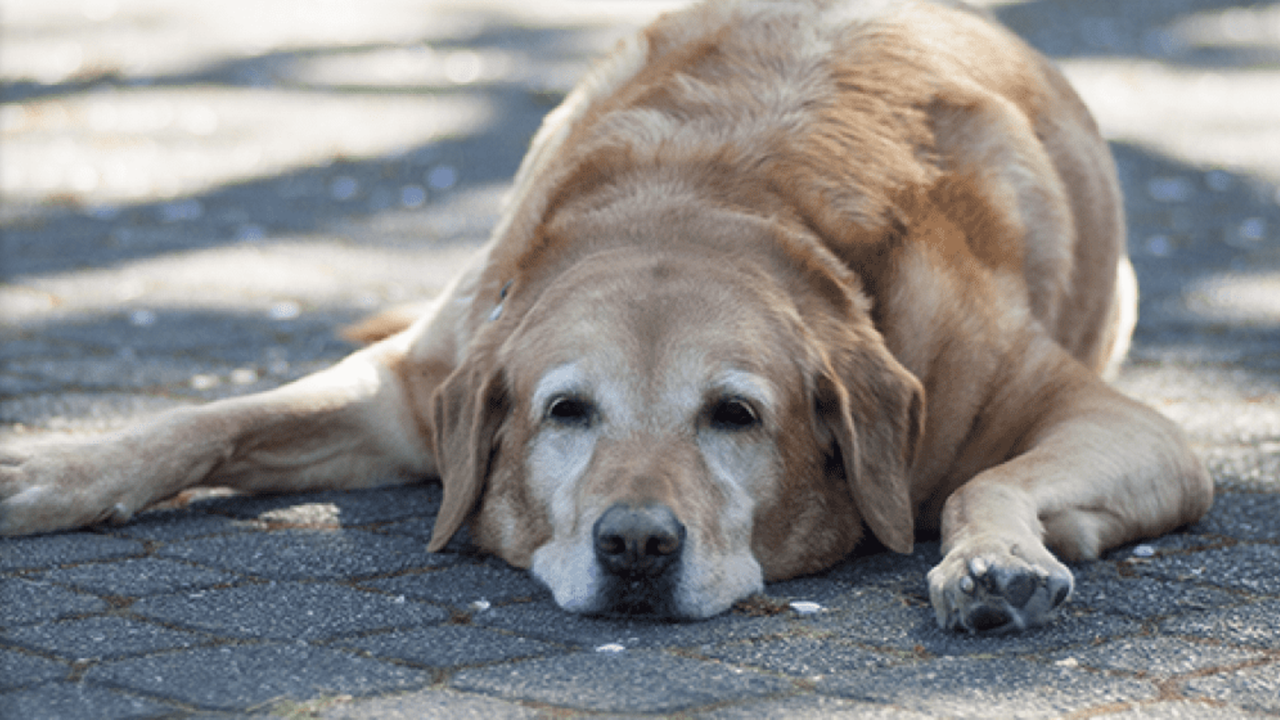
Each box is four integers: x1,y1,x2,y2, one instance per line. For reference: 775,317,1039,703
710,370,775,409
533,363,587,413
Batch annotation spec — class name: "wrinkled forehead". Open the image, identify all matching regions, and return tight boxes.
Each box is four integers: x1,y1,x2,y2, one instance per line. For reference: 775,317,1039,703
504,253,801,408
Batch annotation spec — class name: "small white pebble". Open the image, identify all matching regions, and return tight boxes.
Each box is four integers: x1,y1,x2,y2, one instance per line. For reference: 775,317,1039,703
1205,170,1232,192
230,367,259,385
269,301,300,321
190,374,220,390
1056,657,1079,668
469,599,491,612
595,643,626,653
789,601,823,615
329,175,359,201
1145,234,1172,257
428,165,458,190
1239,217,1265,242
400,184,427,208
129,309,156,327
1132,544,1156,558
236,224,266,242
159,198,204,222
1148,177,1194,203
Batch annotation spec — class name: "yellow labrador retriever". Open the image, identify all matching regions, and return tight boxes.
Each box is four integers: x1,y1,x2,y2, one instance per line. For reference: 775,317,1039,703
1,0,1212,632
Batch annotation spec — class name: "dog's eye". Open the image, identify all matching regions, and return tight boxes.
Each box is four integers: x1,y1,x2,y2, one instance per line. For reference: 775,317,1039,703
547,395,595,427
708,398,759,431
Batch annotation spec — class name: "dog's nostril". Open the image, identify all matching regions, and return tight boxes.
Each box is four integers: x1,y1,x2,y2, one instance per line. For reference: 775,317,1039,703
593,503,685,577
645,534,679,557
597,534,626,557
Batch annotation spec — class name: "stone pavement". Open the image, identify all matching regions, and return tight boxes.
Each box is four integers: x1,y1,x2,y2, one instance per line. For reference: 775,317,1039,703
1,0,1278,716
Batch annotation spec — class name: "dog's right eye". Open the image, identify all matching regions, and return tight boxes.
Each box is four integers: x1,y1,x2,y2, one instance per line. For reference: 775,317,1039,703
708,397,760,432
547,395,595,427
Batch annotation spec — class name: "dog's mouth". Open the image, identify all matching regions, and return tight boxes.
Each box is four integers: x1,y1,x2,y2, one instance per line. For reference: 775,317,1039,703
591,568,685,619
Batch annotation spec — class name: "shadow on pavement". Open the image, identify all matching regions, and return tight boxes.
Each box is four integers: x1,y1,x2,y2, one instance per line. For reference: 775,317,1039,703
1,18,598,279
996,0,1280,67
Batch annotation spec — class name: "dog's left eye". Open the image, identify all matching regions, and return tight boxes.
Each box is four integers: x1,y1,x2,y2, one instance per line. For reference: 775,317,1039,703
546,395,595,427
708,398,760,431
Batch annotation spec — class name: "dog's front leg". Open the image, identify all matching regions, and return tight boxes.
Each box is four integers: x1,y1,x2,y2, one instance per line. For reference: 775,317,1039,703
0,335,439,536
927,367,1212,633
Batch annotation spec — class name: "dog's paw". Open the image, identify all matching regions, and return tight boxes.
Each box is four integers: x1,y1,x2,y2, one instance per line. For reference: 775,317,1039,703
0,441,137,536
927,537,1073,633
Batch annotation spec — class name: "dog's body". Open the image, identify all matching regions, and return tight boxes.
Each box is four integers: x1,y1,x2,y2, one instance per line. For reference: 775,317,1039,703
1,0,1211,632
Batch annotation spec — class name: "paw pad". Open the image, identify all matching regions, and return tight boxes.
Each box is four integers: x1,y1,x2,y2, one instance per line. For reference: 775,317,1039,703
930,545,1074,634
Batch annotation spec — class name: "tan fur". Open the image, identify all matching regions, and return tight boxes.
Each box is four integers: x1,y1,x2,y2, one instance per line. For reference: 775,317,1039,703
1,0,1210,631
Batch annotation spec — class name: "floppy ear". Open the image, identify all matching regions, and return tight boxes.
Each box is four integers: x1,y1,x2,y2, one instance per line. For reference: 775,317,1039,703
813,330,925,554
426,355,508,552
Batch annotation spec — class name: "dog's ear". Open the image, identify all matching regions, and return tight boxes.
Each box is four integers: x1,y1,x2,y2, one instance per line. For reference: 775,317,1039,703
813,328,925,554
426,353,508,552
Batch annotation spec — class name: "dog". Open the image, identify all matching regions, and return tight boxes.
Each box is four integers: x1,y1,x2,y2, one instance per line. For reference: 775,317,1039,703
0,0,1212,632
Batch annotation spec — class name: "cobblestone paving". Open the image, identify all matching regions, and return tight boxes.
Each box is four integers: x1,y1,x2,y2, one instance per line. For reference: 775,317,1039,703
2,0,1278,717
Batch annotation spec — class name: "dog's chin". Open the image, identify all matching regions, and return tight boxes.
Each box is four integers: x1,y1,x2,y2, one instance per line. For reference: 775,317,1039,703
545,572,700,621
565,577,754,622
588,574,685,620
537,570,734,621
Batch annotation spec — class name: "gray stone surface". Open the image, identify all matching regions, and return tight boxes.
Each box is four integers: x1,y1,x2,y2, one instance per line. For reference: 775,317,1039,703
0,533,145,572
0,682,177,720
450,650,793,713
132,582,448,640
694,694,935,719
1161,598,1280,649
700,634,898,678
317,688,546,720
2,0,1278,716
1093,701,1274,719
469,595,799,649
336,624,566,669
1132,542,1280,595
1183,664,1280,715
154,527,444,580
83,644,430,711
817,657,1158,718
359,559,545,607
0,577,109,625
3,616,208,661
1053,636,1263,677
0,648,68,691
33,557,242,596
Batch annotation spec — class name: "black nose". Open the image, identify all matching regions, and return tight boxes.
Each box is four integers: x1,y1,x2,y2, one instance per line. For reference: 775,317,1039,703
593,503,685,578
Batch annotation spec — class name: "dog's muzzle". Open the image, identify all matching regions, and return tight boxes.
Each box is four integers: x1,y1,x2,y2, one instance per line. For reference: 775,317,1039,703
592,502,686,616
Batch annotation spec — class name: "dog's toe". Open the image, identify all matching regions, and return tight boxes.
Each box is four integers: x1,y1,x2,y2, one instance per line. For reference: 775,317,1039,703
0,441,136,536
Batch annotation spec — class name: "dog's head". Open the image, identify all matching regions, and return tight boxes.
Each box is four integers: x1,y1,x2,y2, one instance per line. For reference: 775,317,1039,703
427,205,923,618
